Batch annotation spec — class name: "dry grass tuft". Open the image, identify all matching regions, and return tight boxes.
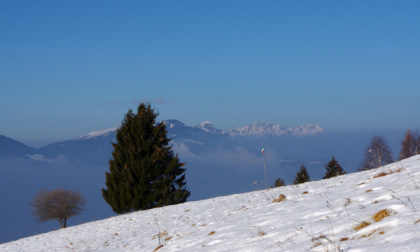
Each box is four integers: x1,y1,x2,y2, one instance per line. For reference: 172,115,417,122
311,241,322,248
302,191,308,195
208,231,216,236
340,237,349,242
374,172,388,179
153,245,164,251
415,219,420,224
373,209,394,222
258,230,266,236
272,194,286,203
373,168,403,179
358,229,386,239
354,221,371,231
365,189,373,193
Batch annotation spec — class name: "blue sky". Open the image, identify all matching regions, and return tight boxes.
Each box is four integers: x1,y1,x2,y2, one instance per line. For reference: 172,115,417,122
1,1,419,147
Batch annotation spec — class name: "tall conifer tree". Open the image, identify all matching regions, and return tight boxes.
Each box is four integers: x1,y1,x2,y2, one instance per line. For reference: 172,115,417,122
102,103,190,213
293,164,310,185
323,157,345,179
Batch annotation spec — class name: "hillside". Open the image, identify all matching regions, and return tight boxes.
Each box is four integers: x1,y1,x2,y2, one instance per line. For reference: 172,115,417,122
1,155,420,251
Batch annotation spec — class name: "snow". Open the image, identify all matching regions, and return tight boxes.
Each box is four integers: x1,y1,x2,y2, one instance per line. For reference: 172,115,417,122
2,156,420,251
76,127,117,140
196,121,222,134
228,122,323,137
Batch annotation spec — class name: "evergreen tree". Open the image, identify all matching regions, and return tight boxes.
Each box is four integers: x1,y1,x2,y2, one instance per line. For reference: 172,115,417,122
273,178,285,188
323,157,345,179
293,164,310,185
102,103,190,214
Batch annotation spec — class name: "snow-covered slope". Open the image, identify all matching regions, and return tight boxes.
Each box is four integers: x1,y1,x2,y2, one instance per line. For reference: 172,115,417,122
3,156,420,251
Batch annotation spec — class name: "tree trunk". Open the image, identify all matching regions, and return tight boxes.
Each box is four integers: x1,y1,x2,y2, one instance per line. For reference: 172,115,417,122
59,218,67,228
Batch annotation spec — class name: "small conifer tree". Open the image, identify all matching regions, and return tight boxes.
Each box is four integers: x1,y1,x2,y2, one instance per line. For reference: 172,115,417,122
102,103,190,213
323,157,345,179
273,178,285,187
293,164,310,185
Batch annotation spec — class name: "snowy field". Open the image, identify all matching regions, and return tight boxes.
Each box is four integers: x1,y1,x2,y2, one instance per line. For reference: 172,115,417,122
2,155,420,251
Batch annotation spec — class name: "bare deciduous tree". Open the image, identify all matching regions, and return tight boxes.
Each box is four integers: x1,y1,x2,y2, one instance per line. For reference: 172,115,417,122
30,188,86,228
399,129,420,160
359,136,394,171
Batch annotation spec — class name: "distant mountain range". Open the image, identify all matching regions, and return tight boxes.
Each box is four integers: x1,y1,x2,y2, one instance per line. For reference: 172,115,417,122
74,120,324,141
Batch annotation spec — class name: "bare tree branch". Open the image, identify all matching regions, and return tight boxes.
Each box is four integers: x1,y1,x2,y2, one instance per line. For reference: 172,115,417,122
30,188,86,228
360,136,394,171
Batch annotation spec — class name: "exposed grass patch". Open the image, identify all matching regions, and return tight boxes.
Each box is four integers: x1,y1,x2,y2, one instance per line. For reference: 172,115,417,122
373,209,395,222
373,168,403,179
302,191,308,195
354,221,371,231
272,194,286,203
365,189,373,193
153,245,164,251
358,229,386,239
208,231,216,236
374,172,388,179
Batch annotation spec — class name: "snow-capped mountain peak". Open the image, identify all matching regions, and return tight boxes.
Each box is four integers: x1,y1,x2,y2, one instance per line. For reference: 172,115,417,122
163,119,186,129
196,121,222,134
76,127,117,141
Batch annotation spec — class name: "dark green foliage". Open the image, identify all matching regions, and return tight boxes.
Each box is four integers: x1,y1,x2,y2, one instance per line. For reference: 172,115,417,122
273,178,285,188
102,103,190,214
293,164,310,185
323,157,346,179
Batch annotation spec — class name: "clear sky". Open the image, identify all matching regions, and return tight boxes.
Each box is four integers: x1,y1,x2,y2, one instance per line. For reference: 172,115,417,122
1,1,419,147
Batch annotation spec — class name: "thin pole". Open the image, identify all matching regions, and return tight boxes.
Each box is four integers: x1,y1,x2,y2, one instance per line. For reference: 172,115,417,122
263,145,267,189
